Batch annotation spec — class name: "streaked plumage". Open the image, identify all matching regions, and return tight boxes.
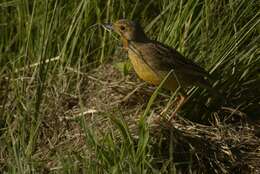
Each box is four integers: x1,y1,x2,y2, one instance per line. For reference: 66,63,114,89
104,19,217,118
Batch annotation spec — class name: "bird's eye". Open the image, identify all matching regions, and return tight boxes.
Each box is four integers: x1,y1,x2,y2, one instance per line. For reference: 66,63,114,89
120,26,125,31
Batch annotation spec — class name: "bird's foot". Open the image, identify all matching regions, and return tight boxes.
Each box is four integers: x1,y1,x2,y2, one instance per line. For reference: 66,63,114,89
152,115,162,125
169,111,177,122
150,113,177,129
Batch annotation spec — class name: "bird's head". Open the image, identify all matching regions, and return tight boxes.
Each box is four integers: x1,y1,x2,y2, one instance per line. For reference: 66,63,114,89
103,19,148,42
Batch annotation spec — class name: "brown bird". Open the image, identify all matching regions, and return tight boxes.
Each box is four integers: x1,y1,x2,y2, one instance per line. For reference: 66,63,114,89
104,19,217,120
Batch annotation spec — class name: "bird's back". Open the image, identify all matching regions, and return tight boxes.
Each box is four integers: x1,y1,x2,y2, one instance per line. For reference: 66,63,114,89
128,40,212,91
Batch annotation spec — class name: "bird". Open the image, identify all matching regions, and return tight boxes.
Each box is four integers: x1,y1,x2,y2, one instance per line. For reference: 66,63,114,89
103,19,217,121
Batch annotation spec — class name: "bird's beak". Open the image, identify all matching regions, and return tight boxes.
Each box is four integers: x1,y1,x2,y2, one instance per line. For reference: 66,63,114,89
102,23,113,31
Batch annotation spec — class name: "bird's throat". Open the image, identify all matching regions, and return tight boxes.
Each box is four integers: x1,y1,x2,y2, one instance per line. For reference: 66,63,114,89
121,38,129,51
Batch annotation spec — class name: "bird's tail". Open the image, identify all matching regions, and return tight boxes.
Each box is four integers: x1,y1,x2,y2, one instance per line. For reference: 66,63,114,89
197,77,226,103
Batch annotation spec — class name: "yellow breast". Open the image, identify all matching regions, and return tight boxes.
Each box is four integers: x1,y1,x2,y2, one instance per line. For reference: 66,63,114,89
128,49,179,91
128,51,161,85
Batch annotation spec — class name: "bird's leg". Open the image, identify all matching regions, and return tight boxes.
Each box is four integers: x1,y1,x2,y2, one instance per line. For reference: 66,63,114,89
160,97,178,116
153,100,176,125
169,94,187,121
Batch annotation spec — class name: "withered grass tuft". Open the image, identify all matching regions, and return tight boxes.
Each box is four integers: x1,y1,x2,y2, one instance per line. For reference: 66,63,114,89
0,0,259,173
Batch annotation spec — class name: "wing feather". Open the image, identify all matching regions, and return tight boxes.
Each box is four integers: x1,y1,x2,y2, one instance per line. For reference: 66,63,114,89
150,41,211,78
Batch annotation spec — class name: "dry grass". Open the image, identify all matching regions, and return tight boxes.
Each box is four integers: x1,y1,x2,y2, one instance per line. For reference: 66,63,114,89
1,58,260,173
40,62,260,173
1,1,259,172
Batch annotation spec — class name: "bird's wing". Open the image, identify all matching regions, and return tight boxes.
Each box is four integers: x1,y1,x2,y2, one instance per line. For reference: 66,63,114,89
149,41,211,78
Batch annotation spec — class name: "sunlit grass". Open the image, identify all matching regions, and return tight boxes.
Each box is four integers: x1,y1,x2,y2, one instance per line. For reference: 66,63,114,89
0,0,259,173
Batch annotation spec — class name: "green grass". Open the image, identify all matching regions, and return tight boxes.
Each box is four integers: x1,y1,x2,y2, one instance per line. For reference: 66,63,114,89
0,0,259,173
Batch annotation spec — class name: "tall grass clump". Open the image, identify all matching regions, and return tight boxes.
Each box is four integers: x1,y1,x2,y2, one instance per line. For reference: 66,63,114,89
0,0,259,173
